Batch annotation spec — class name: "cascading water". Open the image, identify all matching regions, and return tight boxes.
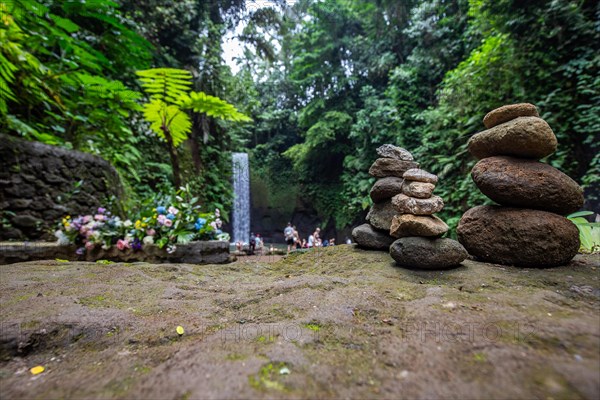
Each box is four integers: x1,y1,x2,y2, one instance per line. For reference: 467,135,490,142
232,152,250,244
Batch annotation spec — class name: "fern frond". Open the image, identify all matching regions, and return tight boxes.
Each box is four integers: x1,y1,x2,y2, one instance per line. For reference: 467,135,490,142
182,91,252,122
136,68,192,103
142,98,191,146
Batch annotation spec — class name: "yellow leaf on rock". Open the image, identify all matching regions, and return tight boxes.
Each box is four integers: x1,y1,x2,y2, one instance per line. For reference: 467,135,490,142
30,366,45,375
176,326,184,335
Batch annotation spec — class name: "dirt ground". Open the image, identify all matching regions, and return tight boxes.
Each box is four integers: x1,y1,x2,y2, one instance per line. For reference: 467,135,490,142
1,245,599,399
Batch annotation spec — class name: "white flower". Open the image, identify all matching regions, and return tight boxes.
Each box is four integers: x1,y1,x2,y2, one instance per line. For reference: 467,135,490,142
166,245,177,254
55,230,70,245
143,236,154,245
123,220,133,227
168,206,179,215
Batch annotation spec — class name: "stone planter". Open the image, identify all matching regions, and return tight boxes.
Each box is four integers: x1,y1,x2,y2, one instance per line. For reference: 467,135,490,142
0,241,230,265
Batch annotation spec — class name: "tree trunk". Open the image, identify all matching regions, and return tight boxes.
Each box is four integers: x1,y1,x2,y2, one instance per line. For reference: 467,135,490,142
189,113,203,173
163,126,182,188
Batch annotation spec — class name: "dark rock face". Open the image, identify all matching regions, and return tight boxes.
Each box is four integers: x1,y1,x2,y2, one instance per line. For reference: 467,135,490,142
472,156,584,215
0,134,124,240
366,200,397,231
376,144,414,161
457,205,580,267
391,194,444,215
389,214,448,238
352,223,394,250
390,237,468,269
370,177,404,203
483,103,539,129
468,116,557,160
369,158,419,178
403,169,438,184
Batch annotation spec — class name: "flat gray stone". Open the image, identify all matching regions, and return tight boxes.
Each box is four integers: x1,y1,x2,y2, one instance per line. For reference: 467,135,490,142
402,181,435,199
352,223,395,250
391,194,444,215
369,158,419,178
390,237,468,269
403,169,438,184
366,200,397,231
376,144,414,161
370,177,404,203
390,214,448,238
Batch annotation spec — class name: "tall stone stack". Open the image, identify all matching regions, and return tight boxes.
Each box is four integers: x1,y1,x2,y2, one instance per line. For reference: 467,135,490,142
388,169,468,269
352,144,418,250
457,103,583,267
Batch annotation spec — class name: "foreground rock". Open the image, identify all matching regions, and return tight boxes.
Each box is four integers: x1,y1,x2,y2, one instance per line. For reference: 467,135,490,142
391,193,444,215
468,116,557,160
376,144,414,161
389,214,448,238
483,103,539,129
370,177,404,203
369,158,419,178
0,248,599,400
471,156,584,215
457,205,580,267
390,237,468,269
352,223,394,250
366,200,397,231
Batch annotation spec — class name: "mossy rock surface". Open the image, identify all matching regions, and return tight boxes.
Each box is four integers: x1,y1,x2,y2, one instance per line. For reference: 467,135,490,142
1,246,599,399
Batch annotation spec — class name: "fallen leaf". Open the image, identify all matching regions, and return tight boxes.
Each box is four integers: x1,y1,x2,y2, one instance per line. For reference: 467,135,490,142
30,366,45,375
176,326,185,335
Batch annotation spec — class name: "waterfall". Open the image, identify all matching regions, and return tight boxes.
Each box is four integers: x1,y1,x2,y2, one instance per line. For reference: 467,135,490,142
232,152,250,244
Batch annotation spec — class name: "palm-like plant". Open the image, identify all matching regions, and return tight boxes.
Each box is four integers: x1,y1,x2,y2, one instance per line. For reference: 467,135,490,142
136,68,251,187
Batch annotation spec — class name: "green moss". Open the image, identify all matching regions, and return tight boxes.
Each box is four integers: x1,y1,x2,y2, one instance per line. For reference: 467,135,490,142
248,362,290,392
303,322,321,332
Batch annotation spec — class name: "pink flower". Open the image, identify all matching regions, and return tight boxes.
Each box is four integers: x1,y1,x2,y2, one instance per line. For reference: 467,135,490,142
85,241,95,251
215,208,220,217
116,239,130,251
83,215,92,223
164,219,173,227
146,228,156,236
210,221,218,230
168,206,179,215
94,214,106,221
157,215,167,225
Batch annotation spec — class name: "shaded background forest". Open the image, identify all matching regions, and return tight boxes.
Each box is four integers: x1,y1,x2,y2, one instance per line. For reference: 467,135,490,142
1,0,598,241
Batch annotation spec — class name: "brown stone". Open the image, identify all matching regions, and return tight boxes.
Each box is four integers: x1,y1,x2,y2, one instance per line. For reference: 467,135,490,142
369,177,404,203
390,237,468,270
352,223,395,250
472,156,584,215
390,214,449,238
402,181,435,199
457,205,580,267
366,200,397,231
483,103,540,129
369,158,419,178
468,116,557,160
391,194,444,215
403,169,438,184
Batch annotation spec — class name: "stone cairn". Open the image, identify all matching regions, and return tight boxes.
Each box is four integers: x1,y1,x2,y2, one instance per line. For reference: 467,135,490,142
457,103,583,267
352,144,468,270
388,168,468,270
352,144,418,251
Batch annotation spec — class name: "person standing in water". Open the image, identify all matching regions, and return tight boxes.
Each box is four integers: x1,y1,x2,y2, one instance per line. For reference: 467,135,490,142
284,222,294,253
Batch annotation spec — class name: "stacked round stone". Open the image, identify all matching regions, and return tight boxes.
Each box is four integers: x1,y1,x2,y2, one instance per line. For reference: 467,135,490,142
457,103,583,267
352,144,418,250
388,168,468,269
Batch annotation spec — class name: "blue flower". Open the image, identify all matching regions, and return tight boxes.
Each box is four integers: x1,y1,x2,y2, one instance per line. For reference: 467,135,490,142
166,213,176,220
195,217,207,231
156,206,167,214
